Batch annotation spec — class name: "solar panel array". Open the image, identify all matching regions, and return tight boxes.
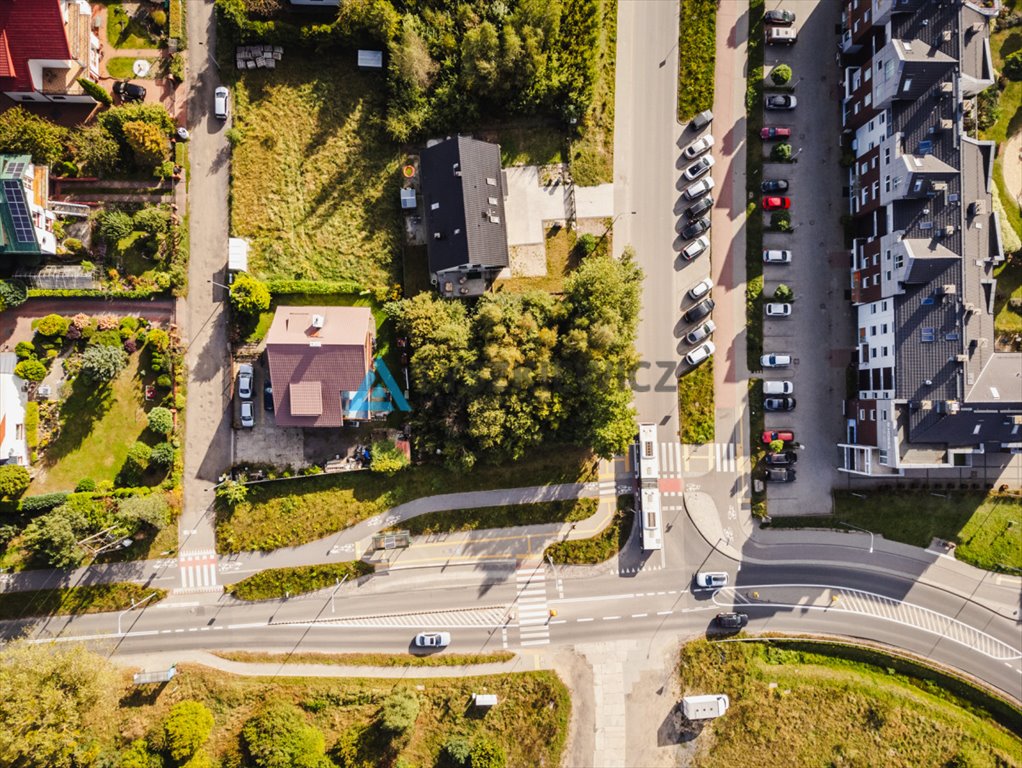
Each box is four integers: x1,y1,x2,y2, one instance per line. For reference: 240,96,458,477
3,180,35,243
4,162,25,177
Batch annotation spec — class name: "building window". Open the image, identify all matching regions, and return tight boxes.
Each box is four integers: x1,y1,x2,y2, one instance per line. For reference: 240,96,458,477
886,270,891,280
879,449,888,464
873,274,880,286
882,301,888,310
860,162,868,175
872,156,878,169
884,249,891,262
879,112,885,124
862,277,869,289
859,327,866,340
859,409,866,420
871,253,878,266
870,325,876,336
16,424,24,440
882,323,888,333
864,9,870,22
865,92,872,106
871,347,877,359
894,252,903,269
882,346,888,356
854,102,861,115
885,60,895,79
881,410,888,421
902,78,912,92
884,175,891,192
870,410,876,421
872,181,879,198
871,304,877,314
854,19,860,33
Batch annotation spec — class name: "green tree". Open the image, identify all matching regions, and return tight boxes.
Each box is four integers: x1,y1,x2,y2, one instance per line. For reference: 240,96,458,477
573,232,598,258
99,209,134,243
392,16,437,90
119,740,163,768
216,479,248,507
462,21,501,94
147,406,174,435
769,439,784,453
147,327,171,353
0,279,28,311
36,313,70,337
770,64,792,85
163,700,214,764
81,344,128,383
0,465,30,499
470,738,507,768
150,441,176,468
14,358,47,382
133,205,171,237
380,688,420,734
117,493,171,530
334,0,400,44
770,211,792,232
370,439,410,474
229,273,271,315
773,284,794,302
1004,49,1022,80
241,701,330,768
123,120,168,167
71,122,121,176
22,504,89,568
76,77,112,106
442,735,472,766
15,341,34,359
121,441,152,483
99,103,174,143
771,143,792,161
0,107,69,165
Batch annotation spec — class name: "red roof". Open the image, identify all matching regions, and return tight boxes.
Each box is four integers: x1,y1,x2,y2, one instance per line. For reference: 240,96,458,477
0,0,72,93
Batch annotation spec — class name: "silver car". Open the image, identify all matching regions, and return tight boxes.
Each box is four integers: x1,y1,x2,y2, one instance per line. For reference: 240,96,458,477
240,400,254,428
214,86,230,120
684,134,715,159
761,353,792,368
415,631,451,647
237,363,254,399
763,249,792,264
684,177,715,200
686,320,716,345
765,302,792,317
685,340,715,366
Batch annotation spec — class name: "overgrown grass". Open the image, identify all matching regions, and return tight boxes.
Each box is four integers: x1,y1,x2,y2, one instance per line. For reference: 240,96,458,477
0,583,165,621
679,639,1022,767
677,0,718,121
106,1,161,50
231,55,402,294
229,561,374,600
105,57,157,80
217,445,598,552
169,0,185,45
397,497,597,536
212,650,516,668
494,223,600,294
544,495,634,565
678,359,714,444
569,0,616,186
748,378,767,518
769,492,1022,571
486,118,564,168
745,0,766,370
994,255,1022,334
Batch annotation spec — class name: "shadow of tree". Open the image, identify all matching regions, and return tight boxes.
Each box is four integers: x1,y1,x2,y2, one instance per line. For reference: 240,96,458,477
41,376,115,465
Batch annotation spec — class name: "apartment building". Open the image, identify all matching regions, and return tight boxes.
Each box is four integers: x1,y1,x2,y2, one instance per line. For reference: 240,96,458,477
837,0,1022,477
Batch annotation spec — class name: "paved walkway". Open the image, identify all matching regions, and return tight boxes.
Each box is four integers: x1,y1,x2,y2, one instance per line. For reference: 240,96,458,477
503,166,614,246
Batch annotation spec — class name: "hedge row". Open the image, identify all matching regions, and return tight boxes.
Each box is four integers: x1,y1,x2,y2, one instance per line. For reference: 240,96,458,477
264,279,363,296
27,288,167,300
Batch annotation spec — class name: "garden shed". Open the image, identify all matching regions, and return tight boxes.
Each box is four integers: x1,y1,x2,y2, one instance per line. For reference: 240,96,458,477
357,50,384,70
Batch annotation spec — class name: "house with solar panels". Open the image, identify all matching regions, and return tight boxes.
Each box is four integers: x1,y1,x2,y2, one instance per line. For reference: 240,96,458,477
0,155,56,256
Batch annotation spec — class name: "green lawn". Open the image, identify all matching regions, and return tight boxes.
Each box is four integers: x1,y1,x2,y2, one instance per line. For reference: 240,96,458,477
994,255,1022,334
213,650,515,668
228,561,374,600
678,359,714,444
677,0,718,121
494,223,597,294
568,0,616,186
217,445,598,552
679,640,1021,768
769,491,1022,572
231,55,403,294
544,495,634,565
0,583,165,621
748,379,767,518
483,118,564,168
396,498,598,536
31,353,150,494
105,56,157,80
106,1,161,50
745,0,766,370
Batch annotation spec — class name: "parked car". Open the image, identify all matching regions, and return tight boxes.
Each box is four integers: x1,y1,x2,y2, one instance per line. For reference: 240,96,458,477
764,396,797,411
715,612,748,629
765,451,798,466
766,94,798,110
763,249,792,264
688,277,713,301
765,26,797,44
214,86,230,120
685,195,714,220
240,400,254,428
686,320,716,345
685,340,715,366
684,134,715,159
761,179,789,193
683,298,715,323
684,177,715,200
765,467,796,482
237,363,254,399
684,155,715,181
263,385,274,411
696,571,728,588
765,302,792,317
113,80,146,102
691,109,714,130
762,196,791,210
761,430,795,445
681,217,711,240
176,127,190,142
681,235,710,261
761,353,792,368
414,632,451,648
763,380,793,395
764,9,796,24
760,126,792,140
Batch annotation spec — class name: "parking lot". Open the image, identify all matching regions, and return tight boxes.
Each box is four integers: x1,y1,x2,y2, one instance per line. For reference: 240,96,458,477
758,0,853,515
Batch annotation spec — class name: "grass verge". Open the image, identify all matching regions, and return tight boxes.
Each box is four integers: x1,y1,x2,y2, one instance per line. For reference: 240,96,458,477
545,495,634,565
228,561,374,601
678,359,714,444
0,583,165,621
677,0,718,121
397,497,598,536
105,57,156,80
678,638,1022,767
745,0,765,369
569,0,616,186
217,445,598,552
494,223,607,294
212,650,515,667
106,1,161,49
768,491,1022,571
748,378,767,518
994,254,1022,335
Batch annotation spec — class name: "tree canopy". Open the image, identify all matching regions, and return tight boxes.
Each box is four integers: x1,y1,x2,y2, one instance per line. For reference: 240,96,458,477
229,273,272,315
241,701,331,768
0,108,69,165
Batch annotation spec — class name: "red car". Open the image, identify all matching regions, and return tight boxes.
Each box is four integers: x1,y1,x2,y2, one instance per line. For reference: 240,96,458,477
762,196,791,210
762,430,795,445
760,126,792,140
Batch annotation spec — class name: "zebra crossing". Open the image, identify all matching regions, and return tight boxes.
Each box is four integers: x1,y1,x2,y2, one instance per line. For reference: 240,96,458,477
313,606,508,629
515,565,552,647
658,441,738,476
175,549,220,594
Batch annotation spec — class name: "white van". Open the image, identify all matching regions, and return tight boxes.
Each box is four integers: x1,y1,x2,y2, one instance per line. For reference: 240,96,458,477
766,27,797,45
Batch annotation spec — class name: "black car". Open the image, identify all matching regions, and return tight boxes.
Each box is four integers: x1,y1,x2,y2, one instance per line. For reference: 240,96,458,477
715,612,749,629
765,451,798,466
683,298,715,324
764,9,796,25
263,385,274,411
680,217,711,240
761,179,789,193
765,467,796,483
113,80,146,102
764,396,796,411
685,195,713,220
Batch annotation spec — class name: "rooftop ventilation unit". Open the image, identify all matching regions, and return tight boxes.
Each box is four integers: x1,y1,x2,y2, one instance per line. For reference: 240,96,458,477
956,354,969,362
946,400,961,414
940,81,954,94
969,200,986,216
940,118,953,130
311,314,325,329
948,193,960,203
942,29,952,42
943,225,955,237
920,221,934,230
969,22,985,34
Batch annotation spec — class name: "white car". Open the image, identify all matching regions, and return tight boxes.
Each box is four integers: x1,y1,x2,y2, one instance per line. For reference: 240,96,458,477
683,155,716,181
684,177,715,201
214,86,229,120
681,235,710,261
686,341,715,366
763,380,794,395
765,302,792,317
684,134,715,159
763,249,792,264
761,353,792,368
687,277,713,301
240,400,254,428
686,320,716,345
237,363,254,399
414,631,451,648
696,571,728,588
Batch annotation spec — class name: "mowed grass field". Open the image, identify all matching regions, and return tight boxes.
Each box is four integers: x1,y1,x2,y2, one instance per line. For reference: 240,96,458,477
680,640,1022,768
231,56,402,293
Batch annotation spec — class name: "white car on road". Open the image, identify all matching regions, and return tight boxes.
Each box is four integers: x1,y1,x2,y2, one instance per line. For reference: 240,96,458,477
684,134,715,159
684,177,715,200
686,320,716,345
687,277,713,301
685,341,715,366
214,86,230,120
765,302,792,317
681,235,710,261
763,249,792,264
240,400,254,428
415,632,451,648
683,155,716,181
696,571,728,588
237,363,254,399
763,380,794,395
761,353,792,368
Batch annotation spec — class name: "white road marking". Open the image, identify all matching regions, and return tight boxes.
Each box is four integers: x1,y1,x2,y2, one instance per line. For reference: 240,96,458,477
631,613,648,618
577,617,594,622
603,616,621,621
657,610,673,616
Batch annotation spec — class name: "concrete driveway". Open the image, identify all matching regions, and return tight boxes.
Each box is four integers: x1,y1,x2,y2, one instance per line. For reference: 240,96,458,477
503,166,614,246
759,0,853,515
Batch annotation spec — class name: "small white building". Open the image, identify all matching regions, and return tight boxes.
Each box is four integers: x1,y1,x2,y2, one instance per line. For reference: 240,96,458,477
358,50,384,70
681,694,729,721
0,353,30,466
228,237,250,274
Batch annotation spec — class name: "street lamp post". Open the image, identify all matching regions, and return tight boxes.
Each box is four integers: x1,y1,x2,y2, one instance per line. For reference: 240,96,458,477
117,591,160,635
838,521,874,553
208,278,230,291
329,574,349,614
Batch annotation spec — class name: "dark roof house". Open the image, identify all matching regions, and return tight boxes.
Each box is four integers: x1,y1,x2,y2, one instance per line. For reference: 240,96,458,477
419,136,509,298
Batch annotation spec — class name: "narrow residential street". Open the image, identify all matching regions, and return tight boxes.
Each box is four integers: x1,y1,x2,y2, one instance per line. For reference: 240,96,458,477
179,2,232,566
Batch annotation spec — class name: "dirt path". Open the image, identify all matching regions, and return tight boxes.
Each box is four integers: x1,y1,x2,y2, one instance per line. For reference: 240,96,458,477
1003,132,1022,209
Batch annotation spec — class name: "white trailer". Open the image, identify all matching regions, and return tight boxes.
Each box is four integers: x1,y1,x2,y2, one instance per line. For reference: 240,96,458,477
681,694,729,720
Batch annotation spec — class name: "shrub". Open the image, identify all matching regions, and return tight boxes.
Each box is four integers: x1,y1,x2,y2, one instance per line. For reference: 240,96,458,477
147,406,174,436
123,120,168,167
51,159,79,178
0,465,30,499
241,701,328,768
229,273,272,316
133,206,170,237
169,52,185,82
156,374,172,388
770,64,792,85
62,237,87,257
216,479,248,507
119,442,152,485
162,700,214,763
150,442,176,467
14,341,35,359
771,143,792,161
99,210,134,243
443,735,472,766
72,123,121,176
470,738,507,768
89,329,123,348
147,328,170,353
81,344,128,383
14,359,47,382
151,8,168,27
770,211,793,232
769,439,784,453
19,492,69,514
75,478,97,492
35,313,69,337
573,232,598,258
0,107,68,165
380,689,420,734
0,279,28,310
774,284,794,302
76,77,112,106
1004,49,1022,80
123,337,138,354
370,439,409,474
119,740,162,768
